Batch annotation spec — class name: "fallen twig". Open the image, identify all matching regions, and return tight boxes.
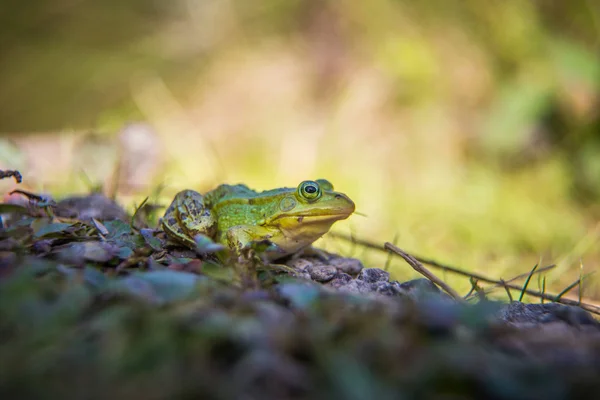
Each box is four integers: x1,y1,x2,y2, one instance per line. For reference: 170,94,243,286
331,233,553,288
384,242,464,302
499,279,513,302
0,170,22,183
332,233,600,316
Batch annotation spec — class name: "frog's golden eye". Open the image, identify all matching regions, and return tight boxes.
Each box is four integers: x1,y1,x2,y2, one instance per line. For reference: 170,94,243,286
298,180,322,202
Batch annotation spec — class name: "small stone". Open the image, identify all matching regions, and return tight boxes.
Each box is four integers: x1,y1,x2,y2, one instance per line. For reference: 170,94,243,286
328,257,364,276
357,268,390,283
55,194,128,221
291,271,312,281
336,280,364,294
306,264,337,282
497,302,600,328
327,272,353,289
394,279,444,301
355,280,375,294
372,281,398,296
286,257,318,271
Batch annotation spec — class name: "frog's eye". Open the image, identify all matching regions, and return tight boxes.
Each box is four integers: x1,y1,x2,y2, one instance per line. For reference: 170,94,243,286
298,180,322,201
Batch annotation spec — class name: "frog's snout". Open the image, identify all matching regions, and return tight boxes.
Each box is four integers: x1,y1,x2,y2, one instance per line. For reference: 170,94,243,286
334,193,355,215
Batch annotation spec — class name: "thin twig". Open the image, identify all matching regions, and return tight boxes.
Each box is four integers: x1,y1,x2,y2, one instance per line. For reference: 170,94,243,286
500,279,513,302
383,233,399,272
384,242,464,302
9,189,46,202
333,233,553,290
332,233,600,316
0,170,22,183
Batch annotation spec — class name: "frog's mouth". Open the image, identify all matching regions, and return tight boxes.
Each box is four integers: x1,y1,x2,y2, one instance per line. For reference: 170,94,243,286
272,194,355,225
273,211,352,225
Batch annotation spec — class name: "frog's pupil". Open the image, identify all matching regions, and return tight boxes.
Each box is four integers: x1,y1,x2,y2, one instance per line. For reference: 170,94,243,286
305,185,317,194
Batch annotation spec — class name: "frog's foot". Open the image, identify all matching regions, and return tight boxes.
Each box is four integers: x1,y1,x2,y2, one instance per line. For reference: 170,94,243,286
224,225,285,261
241,240,288,264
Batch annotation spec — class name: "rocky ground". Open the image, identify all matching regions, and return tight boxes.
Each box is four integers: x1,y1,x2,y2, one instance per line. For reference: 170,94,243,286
1,192,599,399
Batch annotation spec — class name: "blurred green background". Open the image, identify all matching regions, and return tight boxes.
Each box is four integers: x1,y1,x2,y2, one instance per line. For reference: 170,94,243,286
1,0,599,297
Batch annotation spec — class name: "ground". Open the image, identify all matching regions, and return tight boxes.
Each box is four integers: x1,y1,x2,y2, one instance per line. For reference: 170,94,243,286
1,191,599,400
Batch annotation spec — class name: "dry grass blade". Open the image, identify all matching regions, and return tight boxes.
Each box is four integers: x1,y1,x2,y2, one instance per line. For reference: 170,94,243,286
384,242,464,302
131,196,149,230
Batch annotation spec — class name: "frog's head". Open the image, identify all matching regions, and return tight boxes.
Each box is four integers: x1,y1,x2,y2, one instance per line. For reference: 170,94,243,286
267,179,355,250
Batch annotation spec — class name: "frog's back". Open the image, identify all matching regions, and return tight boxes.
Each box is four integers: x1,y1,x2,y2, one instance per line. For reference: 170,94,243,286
206,184,297,203
205,184,257,205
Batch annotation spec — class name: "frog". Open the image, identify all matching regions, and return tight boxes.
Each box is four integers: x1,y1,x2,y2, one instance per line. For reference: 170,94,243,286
161,179,355,260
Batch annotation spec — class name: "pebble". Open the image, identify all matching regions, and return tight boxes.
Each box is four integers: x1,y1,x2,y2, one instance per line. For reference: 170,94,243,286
306,264,337,282
357,268,390,283
328,257,364,276
327,272,353,289
286,258,315,271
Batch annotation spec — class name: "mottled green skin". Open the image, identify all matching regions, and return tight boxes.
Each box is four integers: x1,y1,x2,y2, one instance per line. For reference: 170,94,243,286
161,180,355,260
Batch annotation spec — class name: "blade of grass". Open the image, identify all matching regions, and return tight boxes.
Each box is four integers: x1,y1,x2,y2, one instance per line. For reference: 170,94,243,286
131,196,149,230
555,272,595,301
541,276,546,304
579,259,584,304
518,262,540,302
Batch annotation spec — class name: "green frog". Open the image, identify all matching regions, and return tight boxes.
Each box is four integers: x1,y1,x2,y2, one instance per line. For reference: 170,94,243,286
161,179,355,260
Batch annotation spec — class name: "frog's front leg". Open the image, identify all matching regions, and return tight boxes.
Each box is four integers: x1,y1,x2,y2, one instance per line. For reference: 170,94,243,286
162,190,217,248
224,225,285,259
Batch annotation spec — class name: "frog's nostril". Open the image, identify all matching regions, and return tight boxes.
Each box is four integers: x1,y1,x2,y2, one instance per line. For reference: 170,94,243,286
335,194,342,199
